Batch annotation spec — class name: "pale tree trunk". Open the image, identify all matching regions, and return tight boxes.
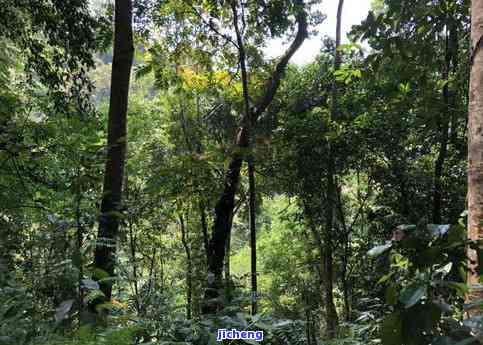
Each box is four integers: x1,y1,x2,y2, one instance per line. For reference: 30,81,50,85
467,0,483,318
92,0,134,312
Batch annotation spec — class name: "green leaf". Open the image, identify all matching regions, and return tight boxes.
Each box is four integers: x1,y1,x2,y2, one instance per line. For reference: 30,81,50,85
92,268,110,280
398,82,411,94
399,284,426,308
378,271,395,285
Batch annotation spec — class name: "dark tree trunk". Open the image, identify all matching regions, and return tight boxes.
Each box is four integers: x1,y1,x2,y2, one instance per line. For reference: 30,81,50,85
204,149,245,313
433,15,457,224
128,217,140,313
179,215,192,320
92,0,134,307
323,170,339,337
248,158,258,315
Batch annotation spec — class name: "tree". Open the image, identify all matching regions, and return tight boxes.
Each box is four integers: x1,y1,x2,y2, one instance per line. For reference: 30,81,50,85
203,0,309,313
322,0,344,337
92,0,134,313
433,2,459,225
467,0,483,317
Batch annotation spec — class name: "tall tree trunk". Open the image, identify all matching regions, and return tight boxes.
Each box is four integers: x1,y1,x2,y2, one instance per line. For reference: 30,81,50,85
433,35,450,224
322,0,344,338
92,0,134,307
433,12,458,224
231,0,258,315
203,0,308,313
204,151,245,313
323,171,339,338
248,158,258,315
75,167,85,322
467,0,483,318
449,10,460,148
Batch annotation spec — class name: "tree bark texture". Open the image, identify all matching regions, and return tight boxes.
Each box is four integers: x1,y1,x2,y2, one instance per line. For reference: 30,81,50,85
467,0,483,318
93,0,134,304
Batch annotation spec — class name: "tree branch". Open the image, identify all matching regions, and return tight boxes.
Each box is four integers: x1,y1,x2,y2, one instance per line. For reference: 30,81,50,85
252,0,308,121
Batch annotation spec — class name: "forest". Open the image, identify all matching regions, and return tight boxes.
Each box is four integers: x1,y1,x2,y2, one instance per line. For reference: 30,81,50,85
0,0,482,344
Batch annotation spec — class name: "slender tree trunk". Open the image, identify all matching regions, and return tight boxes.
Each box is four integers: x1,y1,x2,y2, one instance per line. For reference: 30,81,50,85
248,158,258,315
323,171,339,338
449,10,460,148
433,13,458,224
128,218,140,313
433,39,450,224
75,167,84,322
322,0,344,338
467,0,483,318
199,201,209,264
179,215,192,320
92,0,134,308
231,0,258,315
